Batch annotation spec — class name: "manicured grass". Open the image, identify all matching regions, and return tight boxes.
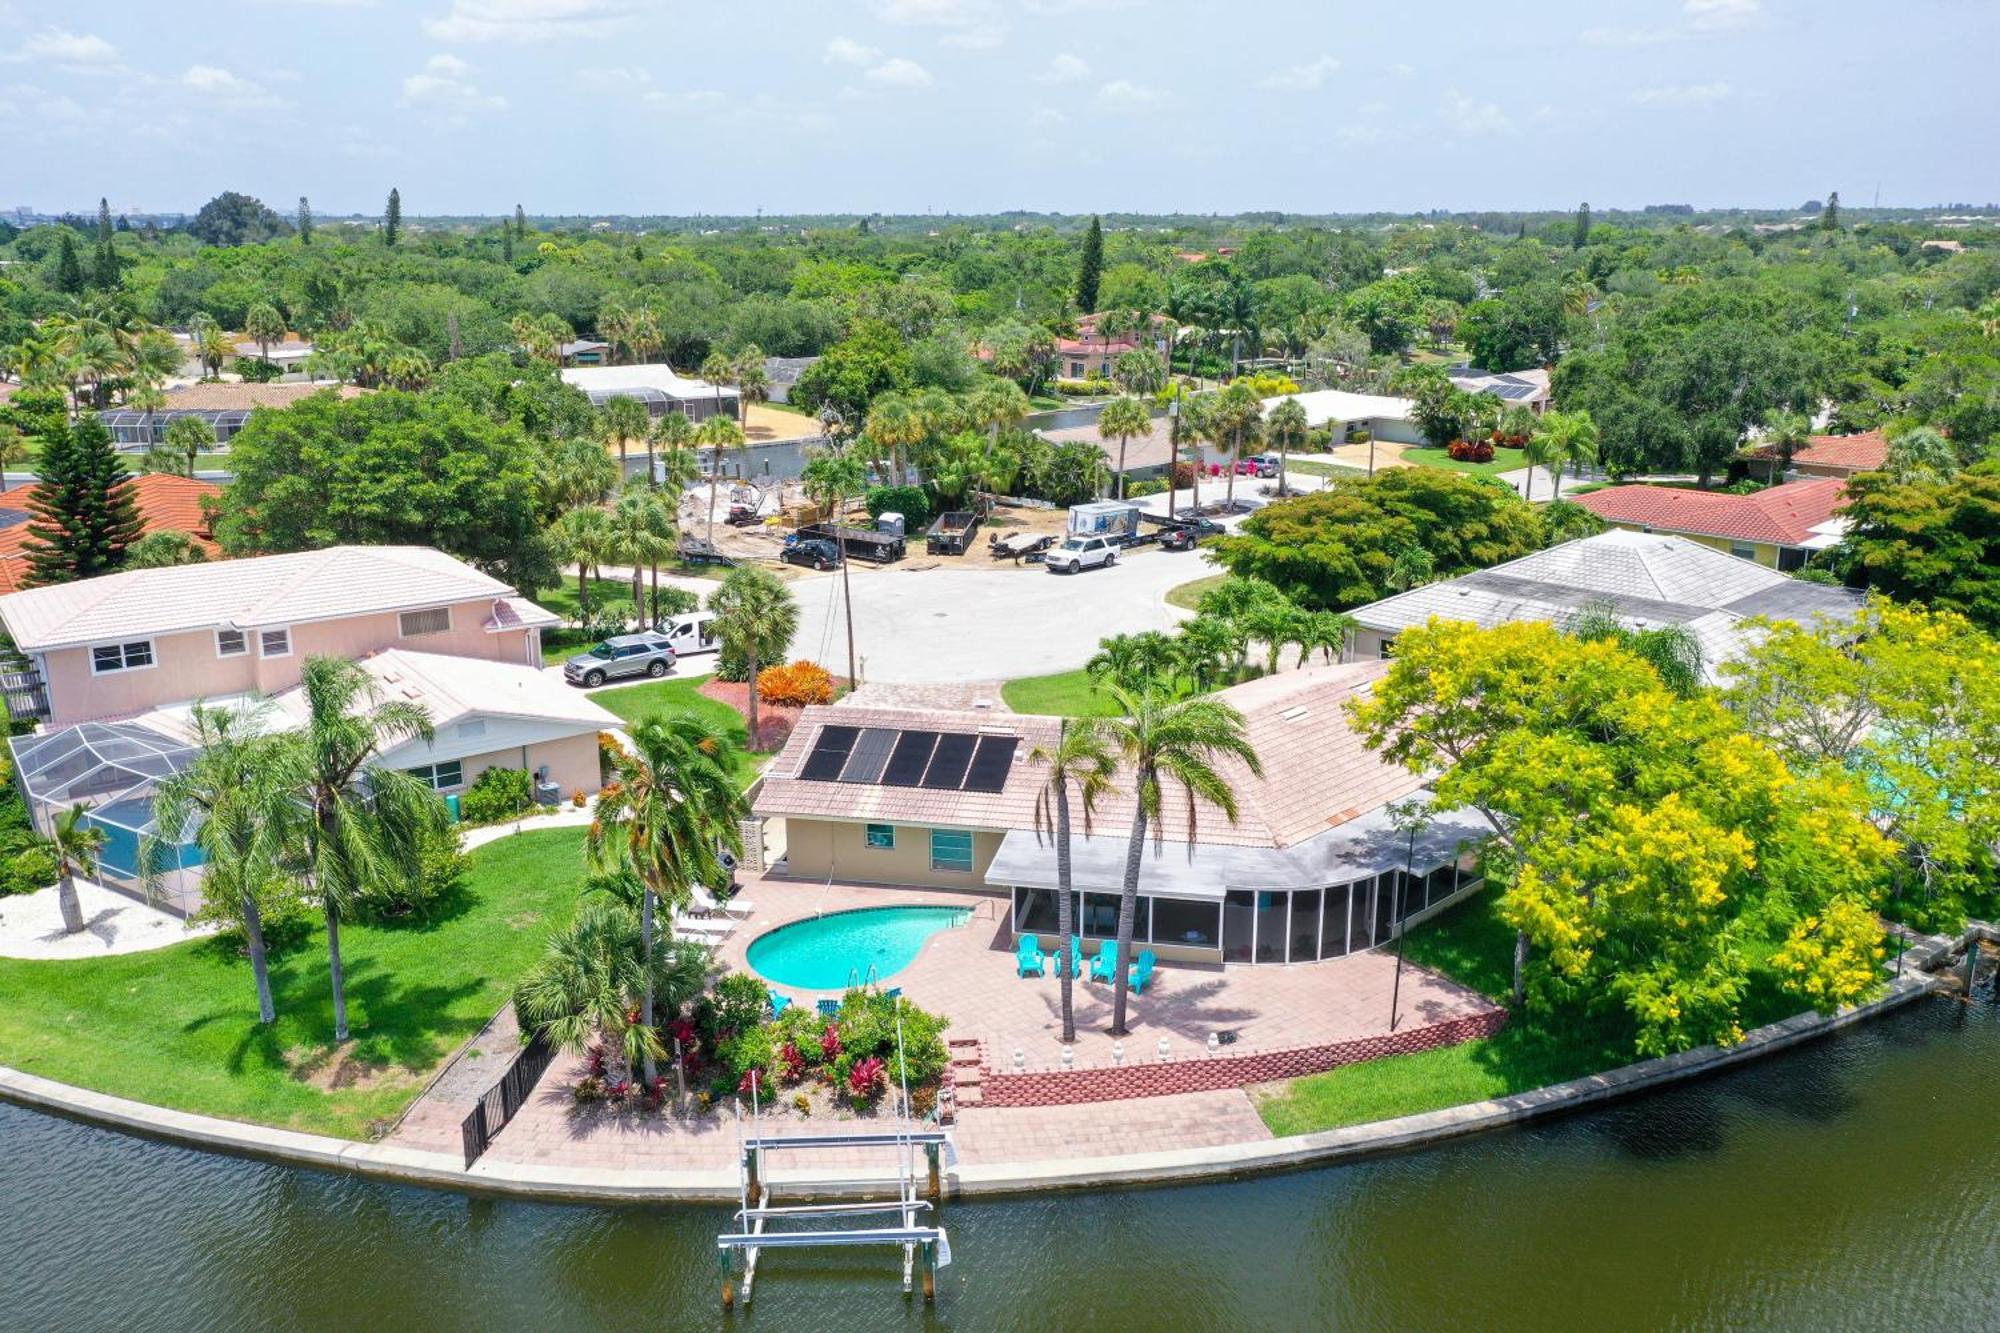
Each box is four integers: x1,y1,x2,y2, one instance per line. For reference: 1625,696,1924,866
1400,444,1530,477
1166,573,1227,612
1285,459,1367,480
0,827,592,1139
1000,668,1123,719
590,674,773,786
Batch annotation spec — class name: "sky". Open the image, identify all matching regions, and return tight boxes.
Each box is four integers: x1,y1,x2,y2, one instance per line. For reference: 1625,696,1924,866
3,0,1994,218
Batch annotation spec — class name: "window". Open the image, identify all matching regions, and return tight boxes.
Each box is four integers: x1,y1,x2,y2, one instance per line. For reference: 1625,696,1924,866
1152,897,1221,949
259,627,291,658
456,719,486,740
929,828,974,873
215,629,247,658
865,823,895,849
408,760,464,791
90,640,155,674
1014,887,1061,936
1728,542,1759,562
1377,637,1396,660
399,607,451,637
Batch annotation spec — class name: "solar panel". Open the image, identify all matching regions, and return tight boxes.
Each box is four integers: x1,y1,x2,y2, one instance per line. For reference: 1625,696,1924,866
0,509,28,530
963,736,1019,793
798,725,859,781
922,733,977,790
840,727,898,784
882,730,940,786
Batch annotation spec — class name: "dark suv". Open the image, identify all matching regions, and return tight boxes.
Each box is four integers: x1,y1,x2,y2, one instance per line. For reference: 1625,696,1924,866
563,633,678,687
780,537,843,571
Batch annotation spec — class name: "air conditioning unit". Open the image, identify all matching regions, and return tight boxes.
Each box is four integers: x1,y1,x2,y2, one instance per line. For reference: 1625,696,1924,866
534,781,561,806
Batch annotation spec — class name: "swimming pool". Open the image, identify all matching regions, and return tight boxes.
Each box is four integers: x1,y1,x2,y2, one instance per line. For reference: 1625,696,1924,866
745,905,972,991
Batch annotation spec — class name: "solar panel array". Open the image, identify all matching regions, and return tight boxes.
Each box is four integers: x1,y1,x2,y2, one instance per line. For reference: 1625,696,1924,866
797,724,1019,793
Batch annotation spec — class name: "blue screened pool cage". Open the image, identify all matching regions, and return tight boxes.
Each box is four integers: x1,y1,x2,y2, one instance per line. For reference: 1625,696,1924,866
8,723,206,915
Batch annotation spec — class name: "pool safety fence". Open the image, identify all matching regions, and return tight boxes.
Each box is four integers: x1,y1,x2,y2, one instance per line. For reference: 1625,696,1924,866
460,1033,555,1167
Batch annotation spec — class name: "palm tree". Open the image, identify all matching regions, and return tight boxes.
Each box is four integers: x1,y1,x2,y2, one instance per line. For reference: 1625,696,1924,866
551,504,616,618
597,396,651,478
49,803,106,936
733,346,771,422
1295,609,1356,666
1100,686,1262,1036
1214,381,1263,512
589,715,746,1083
708,564,799,745
284,656,448,1042
649,410,698,494
244,301,286,371
964,376,1030,445
513,897,711,1087
696,414,747,546
1536,409,1601,497
800,448,869,686
539,435,620,515
149,414,215,478
1086,631,1183,694
863,392,925,486
1097,395,1152,502
1757,409,1813,481
609,488,677,621
146,704,300,1024
1030,719,1120,1044
1265,396,1308,497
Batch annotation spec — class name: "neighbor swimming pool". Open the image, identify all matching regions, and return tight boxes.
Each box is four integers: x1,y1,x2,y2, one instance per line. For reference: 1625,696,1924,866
745,905,971,991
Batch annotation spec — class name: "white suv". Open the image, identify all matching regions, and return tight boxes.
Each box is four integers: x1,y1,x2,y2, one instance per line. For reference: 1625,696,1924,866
1047,535,1119,574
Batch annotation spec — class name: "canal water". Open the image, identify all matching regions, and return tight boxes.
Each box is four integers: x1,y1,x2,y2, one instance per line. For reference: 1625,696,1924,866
3,994,1997,1331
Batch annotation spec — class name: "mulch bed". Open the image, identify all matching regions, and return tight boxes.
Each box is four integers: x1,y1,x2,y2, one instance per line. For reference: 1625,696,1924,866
697,676,851,753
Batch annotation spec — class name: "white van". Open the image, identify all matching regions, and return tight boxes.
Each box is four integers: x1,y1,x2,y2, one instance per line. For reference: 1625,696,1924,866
654,611,721,655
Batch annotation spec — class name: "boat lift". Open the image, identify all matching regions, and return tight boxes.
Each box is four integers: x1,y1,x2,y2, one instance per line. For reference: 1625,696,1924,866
717,1005,954,1308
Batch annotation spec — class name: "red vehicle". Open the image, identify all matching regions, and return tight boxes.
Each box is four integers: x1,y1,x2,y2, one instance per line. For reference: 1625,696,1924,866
1232,458,1262,475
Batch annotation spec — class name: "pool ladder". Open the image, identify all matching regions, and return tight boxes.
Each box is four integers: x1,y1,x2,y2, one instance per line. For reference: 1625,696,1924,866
847,963,880,991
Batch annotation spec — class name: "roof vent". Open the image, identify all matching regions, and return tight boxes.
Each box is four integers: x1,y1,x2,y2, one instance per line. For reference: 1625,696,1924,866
971,697,994,710
1279,705,1310,722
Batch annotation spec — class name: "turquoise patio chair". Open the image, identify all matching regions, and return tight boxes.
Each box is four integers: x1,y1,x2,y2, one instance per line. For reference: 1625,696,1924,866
768,991,792,1018
1088,940,1119,983
816,998,841,1018
1128,950,1159,995
1059,936,1085,979
1016,935,1045,978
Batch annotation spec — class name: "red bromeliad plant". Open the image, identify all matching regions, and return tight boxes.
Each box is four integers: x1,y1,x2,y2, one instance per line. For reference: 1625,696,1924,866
779,1041,807,1084
847,1055,886,1099
819,1024,842,1060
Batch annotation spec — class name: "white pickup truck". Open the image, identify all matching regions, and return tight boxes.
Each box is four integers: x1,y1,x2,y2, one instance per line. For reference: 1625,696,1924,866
654,611,721,655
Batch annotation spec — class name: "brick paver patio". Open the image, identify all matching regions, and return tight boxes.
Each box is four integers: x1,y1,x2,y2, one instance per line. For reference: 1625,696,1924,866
429,873,1495,1175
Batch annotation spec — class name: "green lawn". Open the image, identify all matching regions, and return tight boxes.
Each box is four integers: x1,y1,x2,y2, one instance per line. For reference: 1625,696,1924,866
1000,668,1123,719
1285,459,1366,480
0,827,592,1139
1400,443,1530,477
1166,573,1227,612
590,675,774,786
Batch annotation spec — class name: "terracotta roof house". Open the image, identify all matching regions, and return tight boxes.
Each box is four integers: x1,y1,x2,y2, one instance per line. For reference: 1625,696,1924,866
1344,528,1864,676
0,474,225,595
0,546,592,915
754,662,1490,965
1747,429,1890,480
1034,415,1225,480
1572,476,1851,571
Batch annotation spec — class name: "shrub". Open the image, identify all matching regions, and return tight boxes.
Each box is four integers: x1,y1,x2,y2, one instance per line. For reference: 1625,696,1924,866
1447,439,1495,463
698,972,773,1046
1126,478,1166,498
757,659,835,707
648,585,701,625
458,766,535,824
865,484,932,530
792,1092,812,1116
847,1054,887,1101
1053,377,1113,396
356,823,467,921
751,714,794,752
1,387,67,441
236,358,284,383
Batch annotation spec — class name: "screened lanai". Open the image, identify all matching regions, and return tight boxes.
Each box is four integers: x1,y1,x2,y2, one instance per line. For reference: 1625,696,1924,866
8,722,205,913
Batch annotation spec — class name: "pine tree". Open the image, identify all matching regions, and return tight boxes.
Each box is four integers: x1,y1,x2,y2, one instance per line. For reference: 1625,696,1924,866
1075,215,1104,314
384,187,402,247
21,415,144,586
53,232,85,294
1822,191,1840,231
1573,201,1591,250
298,195,313,244
502,225,515,264
91,198,118,288
513,203,526,239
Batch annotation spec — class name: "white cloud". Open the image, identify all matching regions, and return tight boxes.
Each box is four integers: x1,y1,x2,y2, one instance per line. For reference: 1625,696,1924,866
1028,107,1066,127
1096,78,1159,109
8,27,120,71
1440,89,1513,136
424,0,638,43
181,65,285,107
1684,0,1760,31
1390,62,1414,78
402,53,508,116
1034,53,1089,84
641,88,725,110
825,37,881,66
1580,25,1676,46
576,65,651,91
1261,54,1340,91
1631,81,1732,106
864,57,934,89
872,0,981,23
940,26,1005,48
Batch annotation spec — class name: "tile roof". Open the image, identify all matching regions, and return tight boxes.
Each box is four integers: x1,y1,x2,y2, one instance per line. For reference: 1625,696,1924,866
0,545,529,651
1263,389,1416,429
159,382,365,411
755,662,1430,852
1572,477,1850,547
0,475,224,596
1036,417,1178,473
1751,430,1889,475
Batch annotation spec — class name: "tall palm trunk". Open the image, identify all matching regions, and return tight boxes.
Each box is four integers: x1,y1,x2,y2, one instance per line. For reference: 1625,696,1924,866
576,561,590,616
1512,931,1528,1006
707,454,721,547
326,904,349,1041
1115,436,1127,500
640,886,657,1084
1225,428,1239,510
1055,776,1077,1044
57,868,83,935
745,642,761,748
630,562,643,615
243,891,276,1025
1110,792,1150,1037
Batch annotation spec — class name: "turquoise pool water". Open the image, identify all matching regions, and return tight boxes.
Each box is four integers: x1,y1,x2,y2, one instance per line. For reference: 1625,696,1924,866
745,905,971,991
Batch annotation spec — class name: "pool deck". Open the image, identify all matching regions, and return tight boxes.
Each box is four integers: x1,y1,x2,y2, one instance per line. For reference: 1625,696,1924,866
391,873,1496,1174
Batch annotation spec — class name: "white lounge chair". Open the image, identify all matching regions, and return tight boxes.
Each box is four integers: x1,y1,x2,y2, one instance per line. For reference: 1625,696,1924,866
690,883,756,919
673,914,732,941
